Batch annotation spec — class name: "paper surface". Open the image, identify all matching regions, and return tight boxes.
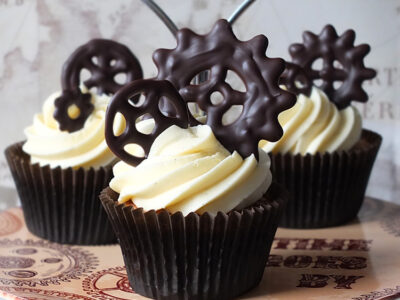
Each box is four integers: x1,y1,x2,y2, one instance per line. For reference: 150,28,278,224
0,197,399,299
0,0,398,208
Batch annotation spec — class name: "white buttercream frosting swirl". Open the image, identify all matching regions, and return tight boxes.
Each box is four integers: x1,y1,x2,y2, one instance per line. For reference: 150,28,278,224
110,125,272,216
260,87,362,155
23,87,122,169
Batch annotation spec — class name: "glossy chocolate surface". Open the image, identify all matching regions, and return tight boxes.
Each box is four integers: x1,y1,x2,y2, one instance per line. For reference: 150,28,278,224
153,19,296,158
105,79,189,166
280,62,312,96
54,39,143,132
288,25,376,109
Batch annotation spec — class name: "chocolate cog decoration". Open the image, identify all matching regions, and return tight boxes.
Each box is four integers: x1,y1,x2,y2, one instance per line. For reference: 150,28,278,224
105,79,190,166
54,39,143,132
289,24,376,109
153,19,296,158
280,62,312,96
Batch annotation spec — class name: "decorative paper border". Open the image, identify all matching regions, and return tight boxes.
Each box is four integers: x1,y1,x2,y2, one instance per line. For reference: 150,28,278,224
82,266,134,299
0,239,98,287
0,286,93,300
353,286,400,300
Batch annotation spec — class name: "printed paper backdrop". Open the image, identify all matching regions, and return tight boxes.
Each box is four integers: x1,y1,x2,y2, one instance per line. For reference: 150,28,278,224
0,0,398,209
1,197,400,299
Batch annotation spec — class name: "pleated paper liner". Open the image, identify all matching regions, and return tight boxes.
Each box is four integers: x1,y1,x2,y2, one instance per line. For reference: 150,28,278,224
100,183,287,300
5,142,116,245
270,129,382,229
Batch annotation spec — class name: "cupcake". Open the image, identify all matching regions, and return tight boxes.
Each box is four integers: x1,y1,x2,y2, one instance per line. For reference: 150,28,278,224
100,20,295,300
5,39,143,244
260,25,382,228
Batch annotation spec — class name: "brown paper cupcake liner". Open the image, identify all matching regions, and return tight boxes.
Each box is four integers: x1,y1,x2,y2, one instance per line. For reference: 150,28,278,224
100,183,286,300
5,142,116,245
270,129,382,229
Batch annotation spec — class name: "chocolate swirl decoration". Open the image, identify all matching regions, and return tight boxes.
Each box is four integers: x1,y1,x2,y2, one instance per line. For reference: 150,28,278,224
105,79,190,166
153,19,296,159
54,39,143,132
287,24,376,109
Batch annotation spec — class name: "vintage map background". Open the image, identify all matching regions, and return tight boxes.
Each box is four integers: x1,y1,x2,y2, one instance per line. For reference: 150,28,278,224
0,0,398,209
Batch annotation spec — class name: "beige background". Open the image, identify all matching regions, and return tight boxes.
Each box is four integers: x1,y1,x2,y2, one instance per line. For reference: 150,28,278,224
0,0,398,209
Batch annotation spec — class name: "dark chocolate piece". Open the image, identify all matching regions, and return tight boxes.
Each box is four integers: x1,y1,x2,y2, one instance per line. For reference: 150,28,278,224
54,91,94,133
54,39,143,132
153,19,296,159
289,24,376,109
105,79,189,166
280,62,312,96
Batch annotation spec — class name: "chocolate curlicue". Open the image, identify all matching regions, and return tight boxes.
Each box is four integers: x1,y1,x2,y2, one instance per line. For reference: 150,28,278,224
54,39,143,132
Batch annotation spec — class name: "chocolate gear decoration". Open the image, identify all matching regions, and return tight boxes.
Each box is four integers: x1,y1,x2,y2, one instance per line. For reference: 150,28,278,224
54,39,143,132
105,79,189,166
280,62,312,96
287,24,376,109
153,19,296,159
142,0,258,117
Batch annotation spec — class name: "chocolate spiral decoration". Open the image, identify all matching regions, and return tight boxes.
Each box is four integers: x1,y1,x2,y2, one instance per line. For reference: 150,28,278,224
54,39,143,132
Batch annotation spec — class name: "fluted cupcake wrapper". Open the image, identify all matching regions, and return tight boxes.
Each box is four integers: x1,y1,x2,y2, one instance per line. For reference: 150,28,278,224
100,183,286,300
270,129,382,229
5,142,116,245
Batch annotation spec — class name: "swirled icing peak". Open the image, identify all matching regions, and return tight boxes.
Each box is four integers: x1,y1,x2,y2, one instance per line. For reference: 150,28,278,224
110,125,272,216
260,87,362,155
23,86,124,169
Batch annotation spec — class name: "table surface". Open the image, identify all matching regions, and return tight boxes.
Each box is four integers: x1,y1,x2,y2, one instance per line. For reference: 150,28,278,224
0,197,399,300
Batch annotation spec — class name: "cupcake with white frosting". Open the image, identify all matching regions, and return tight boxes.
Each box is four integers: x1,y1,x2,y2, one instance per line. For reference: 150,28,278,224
101,121,285,300
100,20,293,300
260,25,382,228
23,86,118,169
110,124,272,215
261,87,362,156
5,39,142,244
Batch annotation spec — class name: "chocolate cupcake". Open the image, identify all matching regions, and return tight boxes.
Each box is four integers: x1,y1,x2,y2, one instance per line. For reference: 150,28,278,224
260,25,382,228
100,20,295,300
5,39,143,244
